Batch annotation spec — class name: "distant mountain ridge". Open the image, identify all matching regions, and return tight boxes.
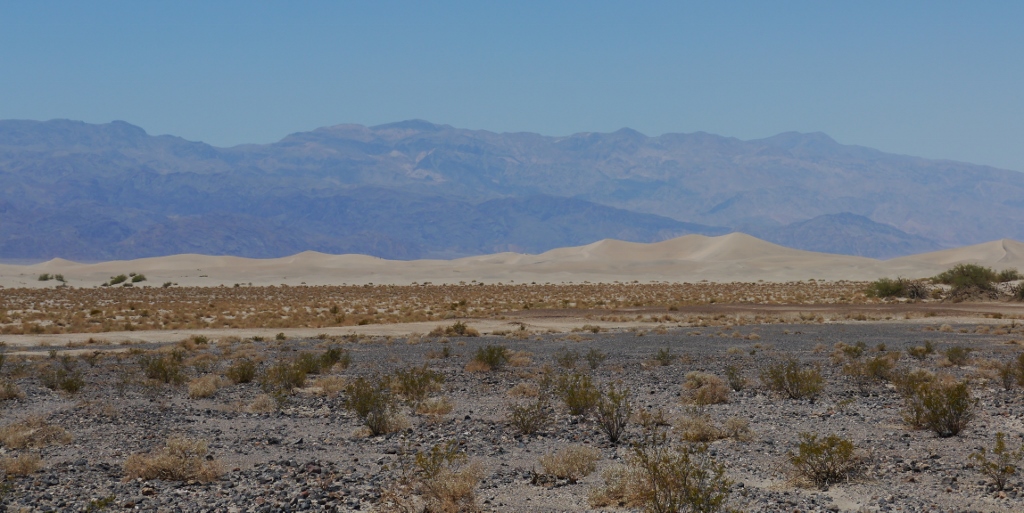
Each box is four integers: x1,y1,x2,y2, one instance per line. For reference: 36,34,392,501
2,118,1023,260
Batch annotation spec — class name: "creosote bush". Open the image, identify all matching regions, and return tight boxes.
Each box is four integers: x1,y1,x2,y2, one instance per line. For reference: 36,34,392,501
654,347,675,366
760,359,824,400
138,351,186,385
507,398,551,436
970,432,1024,491
40,356,85,394
943,346,972,366
392,365,444,406
899,376,976,437
788,432,859,488
225,358,257,384
933,264,998,291
379,440,482,513
618,431,734,513
538,445,600,484
471,345,509,371
595,383,632,444
723,365,745,392
557,372,601,415
123,436,223,483
429,321,480,337
585,348,608,370
344,375,399,436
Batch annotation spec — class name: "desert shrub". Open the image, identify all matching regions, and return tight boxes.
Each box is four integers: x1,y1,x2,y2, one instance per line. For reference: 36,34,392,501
933,264,997,291
760,359,824,400
654,347,675,366
893,368,937,428
187,374,225,399
392,365,444,406
557,372,600,415
840,341,867,360
722,416,753,441
416,396,454,416
998,360,1017,390
723,365,745,392
676,412,726,443
225,358,257,384
344,375,398,435
249,394,277,413
538,445,600,484
312,375,347,397
628,432,733,513
430,321,480,337
866,278,905,298
320,346,351,369
589,464,646,508
275,332,287,341
788,432,859,488
138,352,185,385
131,273,147,283
507,398,551,435
554,348,580,369
107,274,128,286
0,417,72,449
0,379,23,401
919,380,976,437
595,383,632,444
997,268,1022,282
37,273,51,281
294,352,326,375
123,436,223,482
944,345,972,366
636,408,671,431
682,372,730,406
1015,353,1024,387
844,353,897,390
397,441,482,513
584,348,607,370
40,356,85,393
1012,284,1024,302
472,345,509,371
970,432,1024,491
259,360,307,396
0,453,42,477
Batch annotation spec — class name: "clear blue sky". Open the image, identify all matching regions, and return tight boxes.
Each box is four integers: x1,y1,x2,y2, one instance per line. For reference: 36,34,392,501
3,1,1023,171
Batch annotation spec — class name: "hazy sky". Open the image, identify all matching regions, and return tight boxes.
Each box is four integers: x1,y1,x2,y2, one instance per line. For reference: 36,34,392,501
3,1,1023,171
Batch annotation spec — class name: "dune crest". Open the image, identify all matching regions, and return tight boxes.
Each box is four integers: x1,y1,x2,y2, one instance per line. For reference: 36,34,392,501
3,234,1024,288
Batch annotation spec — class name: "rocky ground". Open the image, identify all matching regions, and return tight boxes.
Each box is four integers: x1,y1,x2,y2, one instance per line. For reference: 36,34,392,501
3,318,1024,512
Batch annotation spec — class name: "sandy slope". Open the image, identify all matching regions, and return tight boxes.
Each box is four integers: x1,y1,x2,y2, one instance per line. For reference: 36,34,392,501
3,233,1024,288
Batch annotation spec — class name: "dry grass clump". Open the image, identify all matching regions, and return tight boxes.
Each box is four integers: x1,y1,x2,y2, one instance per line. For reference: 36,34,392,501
0,417,72,449
676,414,727,443
124,436,223,483
589,464,647,508
187,374,226,399
0,379,24,401
0,453,42,477
312,375,347,397
416,396,455,416
508,382,540,398
681,372,730,406
538,445,600,484
379,441,483,513
249,393,277,413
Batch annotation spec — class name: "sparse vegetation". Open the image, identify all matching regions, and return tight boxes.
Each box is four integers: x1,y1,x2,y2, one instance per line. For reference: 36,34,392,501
681,372,730,406
472,345,509,371
0,417,72,449
538,445,599,484
933,264,998,292
788,432,859,488
123,436,223,482
760,359,824,400
595,382,632,443
344,375,399,436
970,432,1024,491
507,398,551,435
557,372,601,415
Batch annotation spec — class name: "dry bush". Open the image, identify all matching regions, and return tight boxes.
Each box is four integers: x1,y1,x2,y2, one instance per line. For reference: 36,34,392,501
225,358,257,384
124,436,223,482
636,408,671,431
0,380,24,401
0,453,42,476
789,432,860,488
760,359,824,400
344,375,400,436
249,393,277,413
589,464,646,508
508,382,540,398
538,445,600,483
464,360,492,373
625,432,733,513
681,372,730,406
312,375,347,397
507,398,551,435
676,414,726,443
0,417,72,449
723,416,754,441
416,396,454,416
187,374,226,399
507,350,533,367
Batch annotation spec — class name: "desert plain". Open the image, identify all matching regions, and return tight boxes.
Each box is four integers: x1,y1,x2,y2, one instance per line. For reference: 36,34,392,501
3,234,1024,512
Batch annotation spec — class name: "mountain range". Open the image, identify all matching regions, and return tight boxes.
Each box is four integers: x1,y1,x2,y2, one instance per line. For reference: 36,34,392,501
2,118,1022,261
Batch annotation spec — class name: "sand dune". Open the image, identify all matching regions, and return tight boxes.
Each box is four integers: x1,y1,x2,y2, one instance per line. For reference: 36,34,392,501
4,234,1024,288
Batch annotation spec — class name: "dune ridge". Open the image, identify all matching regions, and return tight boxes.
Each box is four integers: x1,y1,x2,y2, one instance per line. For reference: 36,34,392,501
4,234,1024,288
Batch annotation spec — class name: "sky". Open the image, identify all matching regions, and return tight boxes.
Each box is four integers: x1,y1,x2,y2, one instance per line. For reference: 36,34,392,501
2,1,1024,171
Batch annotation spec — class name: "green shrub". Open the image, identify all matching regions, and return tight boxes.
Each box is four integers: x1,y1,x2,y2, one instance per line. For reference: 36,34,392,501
893,368,937,429
920,380,976,437
554,348,579,369
131,274,147,283
472,345,509,370
138,353,186,385
40,356,84,394
37,273,52,281
507,398,551,435
724,365,745,392
557,372,600,415
997,268,1022,282
108,274,128,286
344,375,398,435
944,346,972,366
259,360,307,396
998,360,1017,391
788,433,859,488
970,432,1024,491
275,332,287,341
294,352,326,375
585,348,607,370
760,359,824,400
628,432,733,513
225,359,257,384
866,277,904,298
320,346,351,369
392,365,444,406
595,383,632,444
654,347,675,366
933,264,997,291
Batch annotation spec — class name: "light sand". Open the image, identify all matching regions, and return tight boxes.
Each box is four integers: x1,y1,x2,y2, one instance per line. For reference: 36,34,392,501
4,233,1024,289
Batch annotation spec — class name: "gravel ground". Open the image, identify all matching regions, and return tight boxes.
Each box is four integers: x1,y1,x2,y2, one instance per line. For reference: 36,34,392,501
3,320,1024,512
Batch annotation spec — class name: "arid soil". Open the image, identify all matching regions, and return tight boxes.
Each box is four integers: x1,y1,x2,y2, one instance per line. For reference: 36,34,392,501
4,313,1024,512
